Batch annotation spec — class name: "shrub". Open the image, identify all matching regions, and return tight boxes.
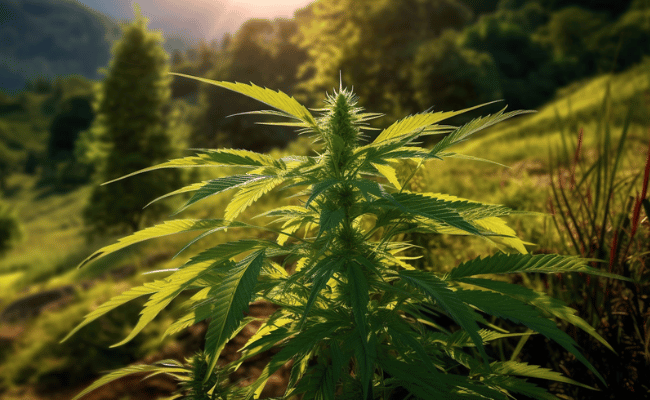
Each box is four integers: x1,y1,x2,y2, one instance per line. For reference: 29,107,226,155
65,74,628,399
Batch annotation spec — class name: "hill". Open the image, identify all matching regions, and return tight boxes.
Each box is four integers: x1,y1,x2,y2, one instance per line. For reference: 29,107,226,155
0,0,192,94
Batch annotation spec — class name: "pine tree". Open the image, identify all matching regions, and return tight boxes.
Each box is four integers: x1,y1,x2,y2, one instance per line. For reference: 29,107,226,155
83,6,181,236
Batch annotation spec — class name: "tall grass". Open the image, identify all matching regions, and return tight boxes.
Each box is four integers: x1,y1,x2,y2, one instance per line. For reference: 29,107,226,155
525,83,650,399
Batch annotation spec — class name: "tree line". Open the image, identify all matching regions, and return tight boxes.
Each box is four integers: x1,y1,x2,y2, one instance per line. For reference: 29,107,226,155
1,0,650,242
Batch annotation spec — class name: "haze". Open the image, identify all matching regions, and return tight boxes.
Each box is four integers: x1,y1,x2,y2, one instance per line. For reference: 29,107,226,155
77,0,314,45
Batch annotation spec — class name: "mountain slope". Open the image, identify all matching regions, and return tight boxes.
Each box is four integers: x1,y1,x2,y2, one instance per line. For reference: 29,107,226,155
0,0,121,93
0,0,192,94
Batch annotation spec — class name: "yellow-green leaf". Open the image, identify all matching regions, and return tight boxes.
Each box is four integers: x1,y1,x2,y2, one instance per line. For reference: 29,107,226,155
225,177,285,221
103,148,278,184
373,101,500,144
79,219,245,268
170,73,318,129
61,280,165,343
371,162,402,190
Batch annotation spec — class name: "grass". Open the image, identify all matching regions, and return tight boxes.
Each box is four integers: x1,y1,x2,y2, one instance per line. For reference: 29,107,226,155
0,271,23,292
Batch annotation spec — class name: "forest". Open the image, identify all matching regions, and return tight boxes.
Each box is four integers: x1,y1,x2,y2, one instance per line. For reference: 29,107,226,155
0,0,649,399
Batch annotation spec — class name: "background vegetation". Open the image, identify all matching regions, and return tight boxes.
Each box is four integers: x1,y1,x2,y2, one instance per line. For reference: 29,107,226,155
0,0,649,399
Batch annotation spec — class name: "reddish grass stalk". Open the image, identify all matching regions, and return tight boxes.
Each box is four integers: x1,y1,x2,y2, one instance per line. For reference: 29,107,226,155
641,134,650,201
570,128,583,190
631,138,650,239
620,135,650,271
631,194,643,240
608,231,618,273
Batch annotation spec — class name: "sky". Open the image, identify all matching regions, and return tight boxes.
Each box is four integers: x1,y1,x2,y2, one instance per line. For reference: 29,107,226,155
77,0,315,46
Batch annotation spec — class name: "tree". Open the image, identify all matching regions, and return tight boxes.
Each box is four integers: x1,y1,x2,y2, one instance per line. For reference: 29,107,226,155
411,30,502,118
294,0,473,120
533,6,609,76
591,7,650,72
462,0,500,17
82,5,181,236
189,18,306,151
458,4,555,108
0,200,22,257
0,140,21,192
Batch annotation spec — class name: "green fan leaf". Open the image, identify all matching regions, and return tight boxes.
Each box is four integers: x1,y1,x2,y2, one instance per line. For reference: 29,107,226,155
376,192,483,236
297,363,335,400
61,280,165,343
306,178,341,208
398,270,489,366
184,239,279,267
489,360,595,390
429,107,535,157
458,289,605,384
348,262,372,399
318,207,345,238
144,181,206,208
246,320,341,399
299,256,344,327
457,277,614,352
376,355,457,398
482,375,560,400
446,253,633,281
430,329,535,349
111,261,225,347
385,316,445,382
163,287,214,338
174,175,270,215
203,250,266,383
371,162,402,190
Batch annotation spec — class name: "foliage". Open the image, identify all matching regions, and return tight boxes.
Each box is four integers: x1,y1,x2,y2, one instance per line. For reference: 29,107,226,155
294,0,473,120
592,6,650,73
462,0,500,17
0,141,21,192
81,6,182,236
40,93,95,188
458,3,559,109
64,74,629,400
528,87,650,398
532,6,609,77
0,200,22,257
411,30,502,119
189,18,307,151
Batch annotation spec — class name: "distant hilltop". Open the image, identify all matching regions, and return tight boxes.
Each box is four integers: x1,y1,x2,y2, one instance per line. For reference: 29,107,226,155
0,0,192,94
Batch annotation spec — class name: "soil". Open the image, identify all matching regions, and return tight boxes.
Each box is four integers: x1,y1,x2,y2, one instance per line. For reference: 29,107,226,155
2,301,291,400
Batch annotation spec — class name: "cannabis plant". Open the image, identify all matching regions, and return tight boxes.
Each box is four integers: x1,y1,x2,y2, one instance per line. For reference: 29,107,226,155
64,74,629,400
